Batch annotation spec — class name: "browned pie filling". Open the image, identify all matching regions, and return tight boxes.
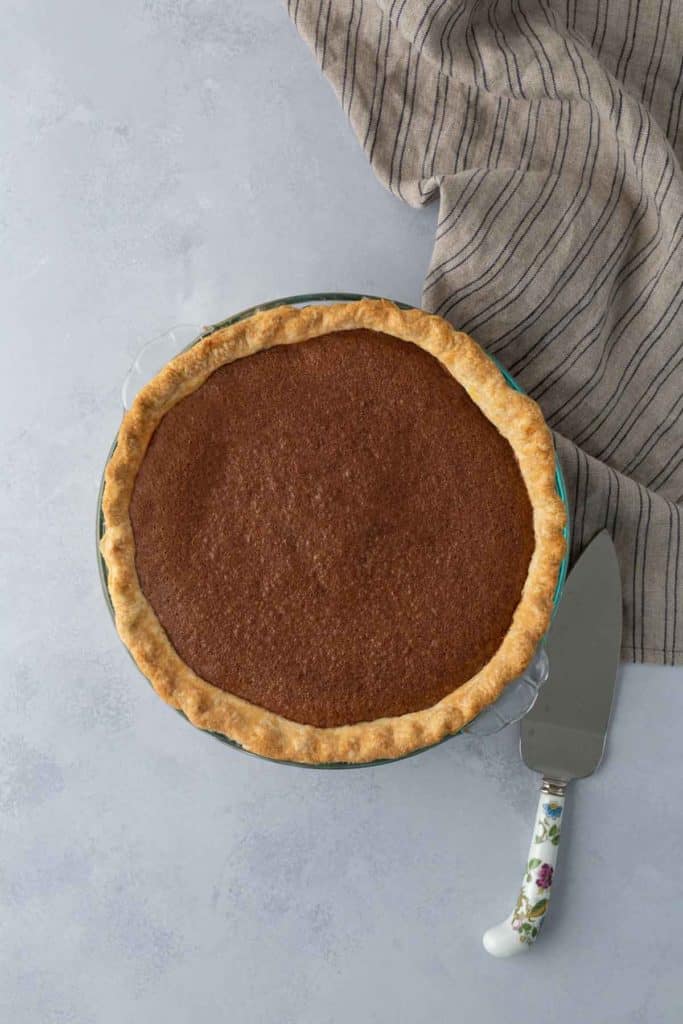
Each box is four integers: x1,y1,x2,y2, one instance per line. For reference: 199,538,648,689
130,328,534,728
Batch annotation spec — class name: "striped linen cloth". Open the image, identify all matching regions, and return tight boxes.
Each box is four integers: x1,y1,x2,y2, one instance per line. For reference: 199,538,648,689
287,0,683,665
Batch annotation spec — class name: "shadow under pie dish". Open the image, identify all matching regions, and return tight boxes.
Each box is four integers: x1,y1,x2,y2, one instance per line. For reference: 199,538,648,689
100,299,567,765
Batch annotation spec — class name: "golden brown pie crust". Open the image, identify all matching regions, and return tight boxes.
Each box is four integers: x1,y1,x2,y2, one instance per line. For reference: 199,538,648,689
100,300,566,764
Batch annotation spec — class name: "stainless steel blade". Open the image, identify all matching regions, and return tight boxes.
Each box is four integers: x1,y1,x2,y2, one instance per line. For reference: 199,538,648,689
521,530,622,782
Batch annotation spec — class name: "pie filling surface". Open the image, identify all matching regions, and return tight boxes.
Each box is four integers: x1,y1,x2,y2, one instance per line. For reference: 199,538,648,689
129,328,535,728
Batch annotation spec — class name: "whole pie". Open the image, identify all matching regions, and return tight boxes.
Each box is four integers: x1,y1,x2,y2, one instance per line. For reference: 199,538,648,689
101,299,565,764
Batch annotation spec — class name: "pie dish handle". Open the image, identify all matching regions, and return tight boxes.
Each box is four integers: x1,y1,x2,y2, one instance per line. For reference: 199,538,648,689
122,325,204,410
482,781,566,957
464,645,549,736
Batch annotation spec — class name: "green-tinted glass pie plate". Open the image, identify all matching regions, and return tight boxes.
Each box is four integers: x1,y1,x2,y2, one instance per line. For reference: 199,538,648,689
97,293,570,768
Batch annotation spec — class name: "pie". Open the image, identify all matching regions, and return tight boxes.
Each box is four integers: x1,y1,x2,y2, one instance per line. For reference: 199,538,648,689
100,299,566,764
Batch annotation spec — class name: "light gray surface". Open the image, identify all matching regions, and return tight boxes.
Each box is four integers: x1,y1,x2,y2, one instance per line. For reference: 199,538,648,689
1,3,681,1022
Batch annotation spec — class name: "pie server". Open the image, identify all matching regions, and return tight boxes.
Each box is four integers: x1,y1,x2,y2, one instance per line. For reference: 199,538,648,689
483,529,622,957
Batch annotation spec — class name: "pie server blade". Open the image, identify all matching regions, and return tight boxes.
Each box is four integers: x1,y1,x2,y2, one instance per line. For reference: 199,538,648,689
483,530,622,957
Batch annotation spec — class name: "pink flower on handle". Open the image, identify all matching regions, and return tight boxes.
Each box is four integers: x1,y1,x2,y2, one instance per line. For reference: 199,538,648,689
536,863,554,889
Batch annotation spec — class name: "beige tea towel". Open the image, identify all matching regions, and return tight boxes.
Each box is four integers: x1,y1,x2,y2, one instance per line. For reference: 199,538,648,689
287,0,683,664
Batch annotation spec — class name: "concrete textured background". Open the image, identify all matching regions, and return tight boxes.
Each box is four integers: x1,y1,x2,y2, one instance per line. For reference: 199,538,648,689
1,2,682,1021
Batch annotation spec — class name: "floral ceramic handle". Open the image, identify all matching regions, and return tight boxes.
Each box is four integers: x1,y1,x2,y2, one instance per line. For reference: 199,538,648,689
483,783,565,957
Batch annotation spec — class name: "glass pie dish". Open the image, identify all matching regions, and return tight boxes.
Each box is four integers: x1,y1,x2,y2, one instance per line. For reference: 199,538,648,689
97,293,570,766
